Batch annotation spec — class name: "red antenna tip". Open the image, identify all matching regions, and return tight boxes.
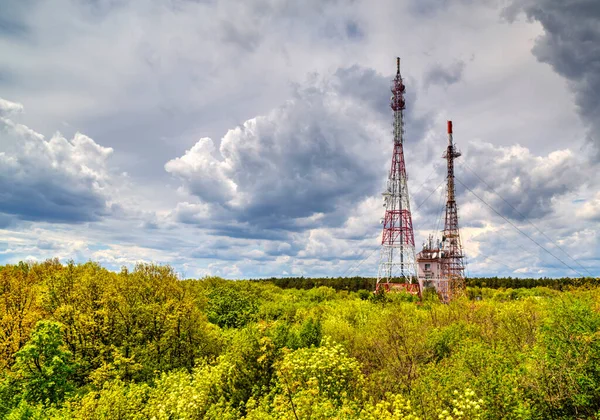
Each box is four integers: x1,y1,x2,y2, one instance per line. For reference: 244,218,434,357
447,120,453,134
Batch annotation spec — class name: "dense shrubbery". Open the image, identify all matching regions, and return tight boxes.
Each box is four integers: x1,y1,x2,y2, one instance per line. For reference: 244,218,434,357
1,260,600,419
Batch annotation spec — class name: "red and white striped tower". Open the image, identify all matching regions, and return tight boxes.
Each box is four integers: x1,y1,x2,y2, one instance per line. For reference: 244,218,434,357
376,58,417,292
441,121,465,299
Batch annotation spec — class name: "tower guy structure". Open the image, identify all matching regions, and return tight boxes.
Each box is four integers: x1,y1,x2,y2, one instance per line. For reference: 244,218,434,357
416,121,466,302
376,58,418,293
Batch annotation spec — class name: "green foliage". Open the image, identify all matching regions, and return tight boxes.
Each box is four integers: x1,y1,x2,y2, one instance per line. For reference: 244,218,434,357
437,388,484,420
369,287,390,303
0,373,22,417
5,400,47,420
13,321,75,405
1,260,600,419
277,337,363,403
253,275,600,293
524,296,600,419
65,380,149,420
144,363,239,419
421,286,440,302
298,317,322,348
207,284,258,328
0,261,43,371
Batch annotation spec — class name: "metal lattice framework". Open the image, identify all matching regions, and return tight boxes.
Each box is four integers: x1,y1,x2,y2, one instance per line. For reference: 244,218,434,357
376,58,418,293
440,121,465,300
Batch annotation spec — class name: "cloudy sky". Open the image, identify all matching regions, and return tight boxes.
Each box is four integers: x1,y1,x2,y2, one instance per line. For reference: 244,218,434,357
1,0,598,279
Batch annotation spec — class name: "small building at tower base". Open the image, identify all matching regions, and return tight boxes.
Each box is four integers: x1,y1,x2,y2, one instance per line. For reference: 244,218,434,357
416,235,451,302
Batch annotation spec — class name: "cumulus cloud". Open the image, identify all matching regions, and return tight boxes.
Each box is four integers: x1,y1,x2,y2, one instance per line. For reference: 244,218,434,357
1,0,598,278
0,97,24,115
577,193,600,221
165,139,237,204
424,61,466,88
505,0,600,156
166,66,430,237
514,267,546,274
459,141,589,221
0,97,115,223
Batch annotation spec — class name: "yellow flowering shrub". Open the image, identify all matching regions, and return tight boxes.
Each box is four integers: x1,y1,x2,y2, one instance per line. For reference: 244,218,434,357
437,389,483,420
64,380,150,420
142,360,239,420
361,393,421,420
276,337,364,403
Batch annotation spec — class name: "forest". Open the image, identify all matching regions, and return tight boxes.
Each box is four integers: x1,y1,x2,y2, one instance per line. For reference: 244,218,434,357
1,259,600,419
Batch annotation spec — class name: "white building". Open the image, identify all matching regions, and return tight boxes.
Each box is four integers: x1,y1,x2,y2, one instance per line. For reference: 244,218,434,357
416,235,451,302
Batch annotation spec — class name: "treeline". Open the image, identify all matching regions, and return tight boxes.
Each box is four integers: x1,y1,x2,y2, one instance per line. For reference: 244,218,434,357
467,276,600,290
255,275,600,292
253,276,377,291
2,259,600,419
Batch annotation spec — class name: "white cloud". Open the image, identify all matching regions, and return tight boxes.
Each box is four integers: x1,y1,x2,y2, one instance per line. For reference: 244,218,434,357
165,138,238,204
0,98,116,223
577,193,600,221
460,141,590,221
165,67,401,235
0,0,598,278
0,98,24,116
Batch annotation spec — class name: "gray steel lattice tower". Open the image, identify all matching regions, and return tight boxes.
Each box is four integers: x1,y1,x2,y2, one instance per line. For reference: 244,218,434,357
376,58,417,292
440,121,465,300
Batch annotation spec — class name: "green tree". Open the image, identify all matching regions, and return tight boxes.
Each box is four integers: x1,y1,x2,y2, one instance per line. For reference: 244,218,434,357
0,261,44,371
14,321,75,405
5,400,47,420
207,285,258,328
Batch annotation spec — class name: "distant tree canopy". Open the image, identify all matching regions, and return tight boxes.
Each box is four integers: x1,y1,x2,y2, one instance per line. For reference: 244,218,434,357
252,275,600,292
252,276,377,292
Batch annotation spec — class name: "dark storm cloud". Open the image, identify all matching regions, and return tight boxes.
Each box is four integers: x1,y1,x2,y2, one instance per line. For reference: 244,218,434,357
167,65,432,238
505,0,600,156
0,214,18,229
0,17,28,39
0,181,108,223
424,61,466,88
333,65,423,120
0,0,33,39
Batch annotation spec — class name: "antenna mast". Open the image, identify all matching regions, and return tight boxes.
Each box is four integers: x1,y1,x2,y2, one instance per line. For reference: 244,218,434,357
376,58,417,291
441,121,465,298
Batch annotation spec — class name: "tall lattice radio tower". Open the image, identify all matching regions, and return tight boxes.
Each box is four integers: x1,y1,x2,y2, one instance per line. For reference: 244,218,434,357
376,58,418,292
441,121,465,297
